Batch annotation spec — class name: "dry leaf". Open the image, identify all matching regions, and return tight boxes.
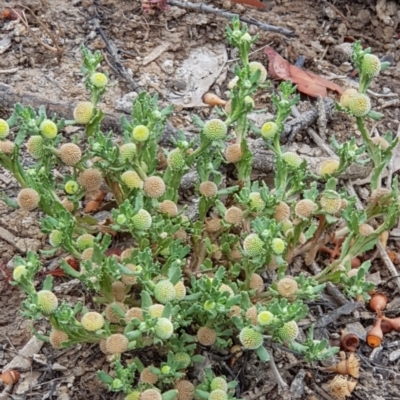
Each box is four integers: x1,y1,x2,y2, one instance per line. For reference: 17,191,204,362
230,0,266,8
264,47,344,97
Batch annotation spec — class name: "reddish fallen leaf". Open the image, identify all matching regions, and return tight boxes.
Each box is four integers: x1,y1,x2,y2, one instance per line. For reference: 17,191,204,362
105,247,123,258
230,0,266,8
85,190,106,213
264,47,344,97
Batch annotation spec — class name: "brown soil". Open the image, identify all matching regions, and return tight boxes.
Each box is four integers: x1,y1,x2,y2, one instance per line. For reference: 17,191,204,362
1,0,400,399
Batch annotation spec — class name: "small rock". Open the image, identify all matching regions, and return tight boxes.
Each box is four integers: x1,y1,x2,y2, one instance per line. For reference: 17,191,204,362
52,362,68,371
14,371,41,395
161,59,174,75
115,92,138,113
389,348,400,362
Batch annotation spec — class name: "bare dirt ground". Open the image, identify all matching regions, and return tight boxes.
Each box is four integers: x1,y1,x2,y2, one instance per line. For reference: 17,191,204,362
1,0,400,399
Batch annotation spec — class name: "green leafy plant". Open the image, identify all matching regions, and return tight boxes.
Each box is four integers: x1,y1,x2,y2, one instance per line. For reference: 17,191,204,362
1,17,399,397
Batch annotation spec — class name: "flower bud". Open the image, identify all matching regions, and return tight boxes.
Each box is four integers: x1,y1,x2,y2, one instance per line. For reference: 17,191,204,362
261,121,278,139
361,54,381,77
239,327,263,349
40,119,58,139
132,125,150,142
91,72,108,88
203,119,227,141
0,119,10,139
73,102,94,124
349,93,371,117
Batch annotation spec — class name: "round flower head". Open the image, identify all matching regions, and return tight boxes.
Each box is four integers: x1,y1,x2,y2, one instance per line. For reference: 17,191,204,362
240,32,252,41
224,206,243,224
81,247,94,261
329,375,354,400
210,377,228,392
49,230,63,247
159,200,178,217
219,283,234,297
277,276,298,298
206,218,222,233
119,143,137,163
359,223,374,236
244,96,254,108
81,311,105,331
273,201,290,222
243,233,264,257
17,188,40,211
132,125,150,142
282,152,303,168
271,238,285,255
239,327,263,349
105,302,126,323
125,392,141,400
199,181,218,197
225,143,243,163
65,180,79,194
320,191,342,214
91,72,108,88
349,93,371,117
40,119,57,139
257,310,274,326
148,304,165,318
105,333,129,354
174,352,191,369
140,367,158,384
78,168,102,191
250,273,264,293
249,61,267,83
0,140,14,154
49,330,69,348
121,264,139,285
73,102,94,124
112,281,126,302
155,317,174,339
175,380,195,400
278,320,299,342
132,209,152,230
125,307,144,322
59,143,82,166
37,290,58,314
340,88,358,108
76,233,95,250
362,53,381,77
143,176,166,198
248,193,265,213
281,219,293,234
0,119,10,139
319,159,340,177
26,135,44,158
141,389,162,400
295,199,317,218
13,265,27,281
121,170,143,189
261,121,278,139
174,281,186,300
209,390,228,400
154,279,176,304
228,76,239,89
369,188,391,205
203,119,227,141
371,136,389,151
197,326,217,346
167,148,185,170
245,306,257,324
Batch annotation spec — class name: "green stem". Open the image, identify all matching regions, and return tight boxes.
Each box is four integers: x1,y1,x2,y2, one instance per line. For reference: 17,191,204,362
356,117,380,190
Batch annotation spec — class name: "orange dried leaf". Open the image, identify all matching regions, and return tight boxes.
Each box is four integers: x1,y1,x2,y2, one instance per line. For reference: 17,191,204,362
85,200,102,213
230,0,266,8
264,47,343,97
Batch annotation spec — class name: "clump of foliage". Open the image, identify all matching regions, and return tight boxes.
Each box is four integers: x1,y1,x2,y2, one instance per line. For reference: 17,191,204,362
1,17,398,398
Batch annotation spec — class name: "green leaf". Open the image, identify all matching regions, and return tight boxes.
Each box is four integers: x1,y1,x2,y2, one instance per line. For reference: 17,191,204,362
191,354,205,363
42,275,54,291
141,291,153,309
97,370,114,385
255,346,270,362
162,390,178,400
195,390,210,400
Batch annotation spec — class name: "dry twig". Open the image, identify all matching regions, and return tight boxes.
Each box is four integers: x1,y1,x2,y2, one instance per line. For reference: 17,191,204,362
166,0,295,37
14,5,64,64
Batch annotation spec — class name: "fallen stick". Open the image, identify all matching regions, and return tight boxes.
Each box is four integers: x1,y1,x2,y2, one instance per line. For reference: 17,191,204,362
166,0,295,37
